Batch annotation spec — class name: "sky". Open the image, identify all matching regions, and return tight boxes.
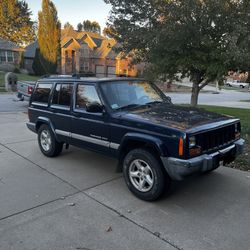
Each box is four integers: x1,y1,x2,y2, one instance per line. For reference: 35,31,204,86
25,0,112,30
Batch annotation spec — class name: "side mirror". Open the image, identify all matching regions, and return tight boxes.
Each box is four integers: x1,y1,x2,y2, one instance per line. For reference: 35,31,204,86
86,102,104,113
166,96,172,104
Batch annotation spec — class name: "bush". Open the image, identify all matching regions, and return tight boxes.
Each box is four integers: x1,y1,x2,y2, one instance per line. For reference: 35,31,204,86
0,64,15,72
32,49,47,76
13,68,20,74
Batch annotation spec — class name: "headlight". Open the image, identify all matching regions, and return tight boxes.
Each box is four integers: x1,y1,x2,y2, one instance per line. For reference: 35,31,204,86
189,136,196,147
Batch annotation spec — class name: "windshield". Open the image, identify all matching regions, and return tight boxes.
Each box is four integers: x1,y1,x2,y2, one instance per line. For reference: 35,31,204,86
100,81,168,110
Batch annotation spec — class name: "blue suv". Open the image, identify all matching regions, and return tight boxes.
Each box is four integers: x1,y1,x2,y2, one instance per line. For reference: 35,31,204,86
27,76,244,201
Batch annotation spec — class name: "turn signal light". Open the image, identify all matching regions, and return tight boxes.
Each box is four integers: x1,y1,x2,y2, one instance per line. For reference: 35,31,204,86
235,132,240,140
179,138,184,156
189,147,202,157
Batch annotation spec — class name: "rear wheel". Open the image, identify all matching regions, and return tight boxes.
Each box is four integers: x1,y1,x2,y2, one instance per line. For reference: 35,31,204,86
38,124,63,157
123,148,170,201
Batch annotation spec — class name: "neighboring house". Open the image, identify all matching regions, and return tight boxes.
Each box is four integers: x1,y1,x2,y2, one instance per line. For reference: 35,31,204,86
23,41,38,74
23,30,139,77
0,38,23,71
61,31,118,77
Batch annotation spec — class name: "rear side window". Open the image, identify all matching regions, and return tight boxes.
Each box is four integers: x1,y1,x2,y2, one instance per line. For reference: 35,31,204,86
32,83,53,104
76,84,101,109
52,83,73,107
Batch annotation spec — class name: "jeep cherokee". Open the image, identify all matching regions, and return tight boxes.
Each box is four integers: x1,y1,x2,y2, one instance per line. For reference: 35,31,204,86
27,76,245,201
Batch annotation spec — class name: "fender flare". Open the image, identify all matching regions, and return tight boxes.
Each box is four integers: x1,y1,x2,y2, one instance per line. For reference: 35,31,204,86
116,132,168,172
35,117,59,141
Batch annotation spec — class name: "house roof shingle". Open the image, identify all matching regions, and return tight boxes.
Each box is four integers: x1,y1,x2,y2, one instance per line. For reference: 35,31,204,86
24,41,38,58
0,38,23,51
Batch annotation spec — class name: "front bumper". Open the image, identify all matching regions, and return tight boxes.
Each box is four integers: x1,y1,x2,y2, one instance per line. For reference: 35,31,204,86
161,139,245,180
26,122,36,133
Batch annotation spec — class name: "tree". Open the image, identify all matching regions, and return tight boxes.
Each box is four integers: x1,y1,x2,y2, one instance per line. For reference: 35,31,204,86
103,26,116,38
83,20,101,34
0,0,35,46
77,22,83,32
38,0,61,74
63,22,75,37
64,22,74,30
105,0,250,106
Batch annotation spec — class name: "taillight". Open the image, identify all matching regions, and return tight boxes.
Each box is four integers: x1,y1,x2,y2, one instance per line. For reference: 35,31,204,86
28,86,33,95
179,138,184,157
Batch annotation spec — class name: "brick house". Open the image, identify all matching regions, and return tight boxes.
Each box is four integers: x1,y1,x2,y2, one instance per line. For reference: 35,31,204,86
0,38,23,71
23,30,139,77
61,30,138,77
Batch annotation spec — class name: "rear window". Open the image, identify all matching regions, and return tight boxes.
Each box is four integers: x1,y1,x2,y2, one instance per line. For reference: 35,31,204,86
51,83,73,107
32,83,53,104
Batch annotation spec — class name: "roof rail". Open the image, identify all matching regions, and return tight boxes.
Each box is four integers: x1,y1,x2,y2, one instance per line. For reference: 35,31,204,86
41,73,97,79
41,74,74,79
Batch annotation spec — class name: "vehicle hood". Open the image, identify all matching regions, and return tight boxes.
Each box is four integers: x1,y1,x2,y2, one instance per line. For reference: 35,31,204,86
117,104,237,131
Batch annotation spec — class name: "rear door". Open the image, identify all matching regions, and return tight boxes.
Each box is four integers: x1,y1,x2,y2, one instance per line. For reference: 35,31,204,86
71,83,110,154
49,82,73,143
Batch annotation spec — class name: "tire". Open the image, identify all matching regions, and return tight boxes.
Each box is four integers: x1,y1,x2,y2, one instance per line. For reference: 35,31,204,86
38,124,63,157
123,148,170,201
240,85,244,88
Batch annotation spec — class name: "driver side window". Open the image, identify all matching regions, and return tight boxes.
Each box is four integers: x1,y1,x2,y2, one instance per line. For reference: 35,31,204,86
75,84,101,110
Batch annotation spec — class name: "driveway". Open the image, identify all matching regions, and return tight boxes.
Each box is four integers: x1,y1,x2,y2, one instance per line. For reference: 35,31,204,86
0,111,250,250
0,93,27,112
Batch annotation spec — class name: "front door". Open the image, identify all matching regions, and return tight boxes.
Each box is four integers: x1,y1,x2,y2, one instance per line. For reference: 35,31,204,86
71,83,110,154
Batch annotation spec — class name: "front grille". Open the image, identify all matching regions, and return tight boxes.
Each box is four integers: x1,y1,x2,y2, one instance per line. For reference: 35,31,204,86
195,124,236,152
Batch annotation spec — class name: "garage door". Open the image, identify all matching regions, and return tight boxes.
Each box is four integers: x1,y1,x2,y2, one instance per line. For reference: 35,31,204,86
107,66,116,78
95,65,105,78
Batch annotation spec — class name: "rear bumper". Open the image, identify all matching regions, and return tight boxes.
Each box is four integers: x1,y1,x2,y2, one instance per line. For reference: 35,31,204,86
26,122,36,133
161,139,245,180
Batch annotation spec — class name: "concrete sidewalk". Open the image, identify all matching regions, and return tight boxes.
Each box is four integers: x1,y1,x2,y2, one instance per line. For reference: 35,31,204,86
0,112,250,250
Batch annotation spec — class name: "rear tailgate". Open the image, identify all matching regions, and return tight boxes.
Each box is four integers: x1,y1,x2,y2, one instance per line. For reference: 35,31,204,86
17,81,36,97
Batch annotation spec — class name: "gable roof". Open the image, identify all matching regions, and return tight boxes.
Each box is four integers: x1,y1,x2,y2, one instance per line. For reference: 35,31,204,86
93,38,117,59
0,38,23,51
24,41,38,58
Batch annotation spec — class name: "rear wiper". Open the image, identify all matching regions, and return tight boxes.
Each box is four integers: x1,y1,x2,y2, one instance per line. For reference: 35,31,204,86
116,104,140,111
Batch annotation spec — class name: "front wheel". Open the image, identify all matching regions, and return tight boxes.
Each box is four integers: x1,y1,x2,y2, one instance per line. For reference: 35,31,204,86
38,124,63,157
123,148,170,201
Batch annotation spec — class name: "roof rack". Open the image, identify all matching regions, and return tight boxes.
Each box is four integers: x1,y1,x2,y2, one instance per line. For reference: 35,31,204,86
41,73,97,79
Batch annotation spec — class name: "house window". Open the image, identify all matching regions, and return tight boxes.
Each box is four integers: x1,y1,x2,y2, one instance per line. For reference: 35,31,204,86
7,51,14,62
0,51,14,62
80,45,89,58
0,51,6,62
80,62,89,72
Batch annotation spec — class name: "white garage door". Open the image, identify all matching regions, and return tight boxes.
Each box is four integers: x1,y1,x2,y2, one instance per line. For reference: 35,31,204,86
107,66,116,78
95,65,105,78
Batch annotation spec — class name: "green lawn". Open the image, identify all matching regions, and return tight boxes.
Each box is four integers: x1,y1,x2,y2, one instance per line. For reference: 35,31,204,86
199,105,250,171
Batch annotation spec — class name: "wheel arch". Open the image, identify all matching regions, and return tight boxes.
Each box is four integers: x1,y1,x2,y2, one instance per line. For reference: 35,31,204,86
35,117,59,141
116,133,168,172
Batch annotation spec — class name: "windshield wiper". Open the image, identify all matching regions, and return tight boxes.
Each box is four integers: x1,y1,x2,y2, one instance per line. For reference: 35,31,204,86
115,104,141,111
146,101,163,105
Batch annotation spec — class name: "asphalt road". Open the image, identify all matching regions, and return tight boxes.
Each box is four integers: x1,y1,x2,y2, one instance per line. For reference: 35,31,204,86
0,112,250,250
